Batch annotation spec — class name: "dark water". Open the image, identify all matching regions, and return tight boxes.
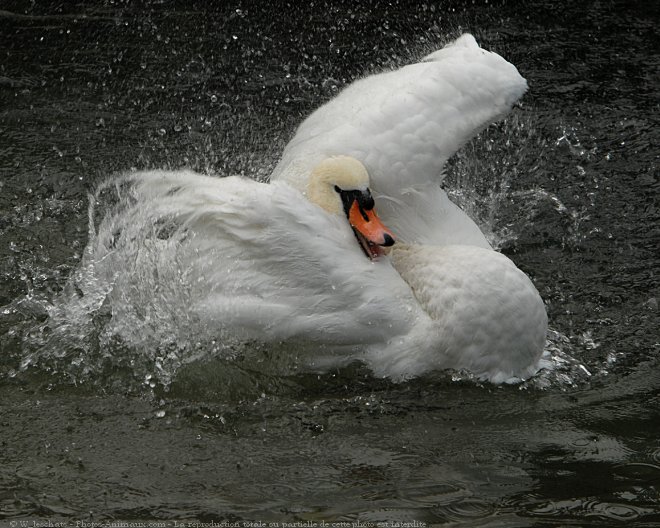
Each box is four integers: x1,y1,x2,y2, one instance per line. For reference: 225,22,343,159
1,0,659,525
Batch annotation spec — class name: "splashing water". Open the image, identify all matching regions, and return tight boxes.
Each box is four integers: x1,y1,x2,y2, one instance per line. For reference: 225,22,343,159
444,113,592,252
20,174,241,391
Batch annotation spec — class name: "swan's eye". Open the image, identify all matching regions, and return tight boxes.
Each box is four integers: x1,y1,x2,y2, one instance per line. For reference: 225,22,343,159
358,190,375,211
334,185,342,193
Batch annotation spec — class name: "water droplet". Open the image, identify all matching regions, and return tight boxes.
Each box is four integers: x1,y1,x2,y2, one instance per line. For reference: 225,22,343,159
642,297,658,310
578,364,592,376
155,410,166,418
210,94,218,103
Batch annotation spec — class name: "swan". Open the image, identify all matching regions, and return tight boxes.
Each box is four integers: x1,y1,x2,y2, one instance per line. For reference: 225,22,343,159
79,34,547,383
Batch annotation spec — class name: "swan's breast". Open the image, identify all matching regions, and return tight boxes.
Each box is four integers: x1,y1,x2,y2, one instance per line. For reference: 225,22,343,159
390,244,547,379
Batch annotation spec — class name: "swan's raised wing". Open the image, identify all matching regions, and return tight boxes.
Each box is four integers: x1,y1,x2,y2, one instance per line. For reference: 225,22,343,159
82,170,422,357
271,34,527,246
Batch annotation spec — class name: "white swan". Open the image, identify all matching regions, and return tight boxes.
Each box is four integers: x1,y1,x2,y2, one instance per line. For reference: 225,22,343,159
83,34,547,383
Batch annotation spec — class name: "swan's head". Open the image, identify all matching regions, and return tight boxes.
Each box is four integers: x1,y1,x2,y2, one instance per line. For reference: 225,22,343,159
307,156,395,259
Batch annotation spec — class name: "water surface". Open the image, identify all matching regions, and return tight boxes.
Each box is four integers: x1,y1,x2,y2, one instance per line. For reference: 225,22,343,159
1,0,658,525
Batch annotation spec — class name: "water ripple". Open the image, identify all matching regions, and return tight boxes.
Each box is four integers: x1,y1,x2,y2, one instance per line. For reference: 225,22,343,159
528,498,652,522
614,462,660,482
651,448,660,465
431,497,495,521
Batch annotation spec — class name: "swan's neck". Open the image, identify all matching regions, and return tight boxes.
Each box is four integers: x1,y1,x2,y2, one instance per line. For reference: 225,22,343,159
389,244,434,315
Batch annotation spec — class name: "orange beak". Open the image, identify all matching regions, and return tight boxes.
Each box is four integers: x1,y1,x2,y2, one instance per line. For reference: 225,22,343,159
348,201,395,259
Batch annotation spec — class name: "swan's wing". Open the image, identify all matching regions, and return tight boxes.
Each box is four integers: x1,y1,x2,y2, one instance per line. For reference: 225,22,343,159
270,34,527,246
84,170,422,352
